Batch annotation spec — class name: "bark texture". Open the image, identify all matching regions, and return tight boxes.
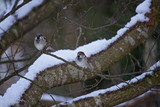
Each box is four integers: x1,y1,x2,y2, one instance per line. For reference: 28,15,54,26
17,0,160,106
56,68,160,107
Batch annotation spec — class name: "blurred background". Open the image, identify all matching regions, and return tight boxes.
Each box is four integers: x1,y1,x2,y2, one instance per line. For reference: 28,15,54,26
0,0,160,106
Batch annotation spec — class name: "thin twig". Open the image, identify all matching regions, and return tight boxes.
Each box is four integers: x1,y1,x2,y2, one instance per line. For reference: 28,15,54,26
12,0,19,11
145,33,160,67
75,27,82,48
96,72,142,78
0,57,31,64
64,16,117,31
0,51,42,86
129,53,143,71
44,51,78,69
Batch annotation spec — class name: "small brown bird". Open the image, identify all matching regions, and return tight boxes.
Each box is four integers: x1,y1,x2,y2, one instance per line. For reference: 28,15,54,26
34,34,54,51
34,34,47,51
75,51,92,70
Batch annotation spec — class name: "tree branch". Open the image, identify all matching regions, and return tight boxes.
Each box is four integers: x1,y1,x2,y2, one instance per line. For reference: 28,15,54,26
55,67,160,107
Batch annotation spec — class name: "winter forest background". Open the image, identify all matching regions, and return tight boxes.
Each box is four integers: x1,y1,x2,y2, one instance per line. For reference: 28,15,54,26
0,0,160,106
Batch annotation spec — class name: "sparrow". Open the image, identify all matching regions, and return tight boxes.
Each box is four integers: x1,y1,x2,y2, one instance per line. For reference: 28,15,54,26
34,34,54,51
75,51,92,70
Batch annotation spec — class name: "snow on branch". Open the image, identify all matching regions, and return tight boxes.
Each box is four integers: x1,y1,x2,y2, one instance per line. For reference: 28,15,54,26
53,61,160,107
0,0,160,106
0,0,44,38
41,93,73,102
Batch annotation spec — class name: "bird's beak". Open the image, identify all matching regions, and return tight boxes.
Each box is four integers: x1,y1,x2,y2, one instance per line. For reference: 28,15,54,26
77,55,81,60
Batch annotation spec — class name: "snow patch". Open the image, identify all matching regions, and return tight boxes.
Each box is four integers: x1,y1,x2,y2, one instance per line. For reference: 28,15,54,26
15,0,44,19
125,14,149,28
136,0,151,14
41,93,73,102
